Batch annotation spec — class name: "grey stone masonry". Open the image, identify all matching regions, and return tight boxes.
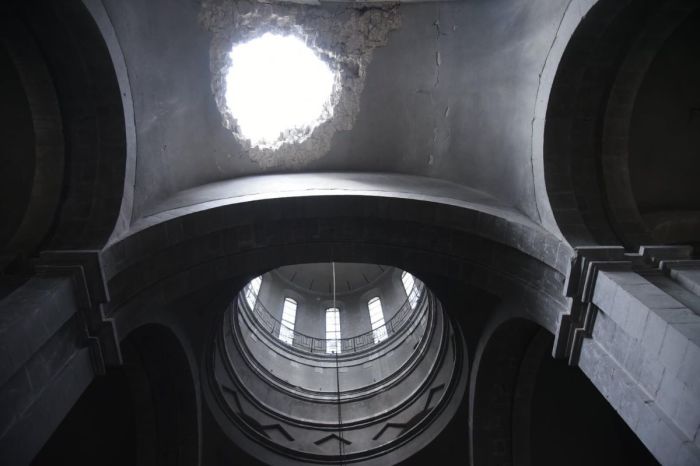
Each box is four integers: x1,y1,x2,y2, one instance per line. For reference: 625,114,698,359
36,250,123,372
0,276,76,387
565,246,700,466
0,276,96,465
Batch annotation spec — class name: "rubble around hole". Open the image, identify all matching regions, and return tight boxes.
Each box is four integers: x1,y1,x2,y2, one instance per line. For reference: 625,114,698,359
201,0,400,168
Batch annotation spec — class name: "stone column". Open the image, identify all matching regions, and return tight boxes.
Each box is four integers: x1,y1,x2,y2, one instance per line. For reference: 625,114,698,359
0,251,120,465
557,246,700,466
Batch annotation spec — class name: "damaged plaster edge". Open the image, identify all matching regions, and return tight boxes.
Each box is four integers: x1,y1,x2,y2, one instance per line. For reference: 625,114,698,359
200,0,401,168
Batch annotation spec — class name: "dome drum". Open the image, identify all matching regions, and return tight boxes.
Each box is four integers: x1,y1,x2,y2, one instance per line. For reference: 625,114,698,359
207,265,468,464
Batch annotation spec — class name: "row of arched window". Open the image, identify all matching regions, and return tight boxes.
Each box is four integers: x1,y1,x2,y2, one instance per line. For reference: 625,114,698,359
245,271,419,353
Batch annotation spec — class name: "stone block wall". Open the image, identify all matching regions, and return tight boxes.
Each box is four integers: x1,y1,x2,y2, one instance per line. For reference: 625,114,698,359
575,254,700,465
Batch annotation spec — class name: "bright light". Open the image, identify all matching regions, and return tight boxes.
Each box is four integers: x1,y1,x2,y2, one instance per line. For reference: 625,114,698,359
225,33,337,149
326,307,341,354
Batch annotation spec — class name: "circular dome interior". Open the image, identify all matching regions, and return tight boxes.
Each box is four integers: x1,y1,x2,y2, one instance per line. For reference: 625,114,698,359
249,263,415,351
211,262,468,465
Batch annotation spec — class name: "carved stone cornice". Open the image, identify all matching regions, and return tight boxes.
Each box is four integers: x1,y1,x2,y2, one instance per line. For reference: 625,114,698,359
555,245,693,365
35,250,122,374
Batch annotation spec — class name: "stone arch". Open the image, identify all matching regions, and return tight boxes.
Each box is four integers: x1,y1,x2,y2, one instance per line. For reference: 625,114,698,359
0,7,64,260
101,195,573,463
32,366,139,466
0,0,134,263
119,324,200,466
101,195,571,334
469,314,658,466
539,0,700,248
31,323,200,466
469,316,543,466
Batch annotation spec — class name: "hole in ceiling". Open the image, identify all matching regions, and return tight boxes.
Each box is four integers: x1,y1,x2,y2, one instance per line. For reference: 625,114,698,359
224,33,339,151
204,2,400,167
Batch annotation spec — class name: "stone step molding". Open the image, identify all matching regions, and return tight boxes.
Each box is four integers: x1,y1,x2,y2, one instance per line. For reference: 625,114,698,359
558,245,700,466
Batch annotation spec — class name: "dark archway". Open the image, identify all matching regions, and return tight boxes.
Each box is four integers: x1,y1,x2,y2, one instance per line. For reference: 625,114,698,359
120,325,200,466
525,331,657,466
543,0,700,250
32,324,199,466
0,7,64,260
625,9,700,247
1,0,130,262
31,367,137,466
471,317,658,466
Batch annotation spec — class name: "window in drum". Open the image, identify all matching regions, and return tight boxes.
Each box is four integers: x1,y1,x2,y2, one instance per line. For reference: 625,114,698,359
245,276,262,309
326,307,341,354
279,298,297,345
401,271,420,309
368,297,388,343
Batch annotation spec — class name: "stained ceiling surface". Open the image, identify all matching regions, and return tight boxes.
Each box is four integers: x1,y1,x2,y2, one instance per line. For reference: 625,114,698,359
102,0,571,227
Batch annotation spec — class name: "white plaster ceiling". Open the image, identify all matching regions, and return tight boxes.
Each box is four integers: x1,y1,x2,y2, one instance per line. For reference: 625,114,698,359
102,0,571,225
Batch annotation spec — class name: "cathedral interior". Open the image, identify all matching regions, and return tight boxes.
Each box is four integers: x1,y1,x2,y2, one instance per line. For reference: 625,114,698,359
1,0,699,465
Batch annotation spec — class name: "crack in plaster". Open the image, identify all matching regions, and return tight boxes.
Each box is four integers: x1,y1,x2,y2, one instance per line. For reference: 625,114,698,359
432,11,442,88
529,0,575,226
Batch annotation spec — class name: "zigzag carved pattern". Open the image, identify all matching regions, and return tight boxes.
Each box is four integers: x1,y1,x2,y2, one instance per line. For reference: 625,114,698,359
222,384,295,441
373,383,446,441
314,433,352,446
222,384,244,412
372,422,407,441
422,383,445,412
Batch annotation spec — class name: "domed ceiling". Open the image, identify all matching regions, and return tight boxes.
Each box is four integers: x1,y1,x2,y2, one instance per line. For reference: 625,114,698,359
272,262,390,297
101,0,572,231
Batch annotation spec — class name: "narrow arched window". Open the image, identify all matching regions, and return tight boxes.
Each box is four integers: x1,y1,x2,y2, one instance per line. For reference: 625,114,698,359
401,271,419,309
326,307,341,354
279,298,297,345
245,276,262,309
368,297,388,343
